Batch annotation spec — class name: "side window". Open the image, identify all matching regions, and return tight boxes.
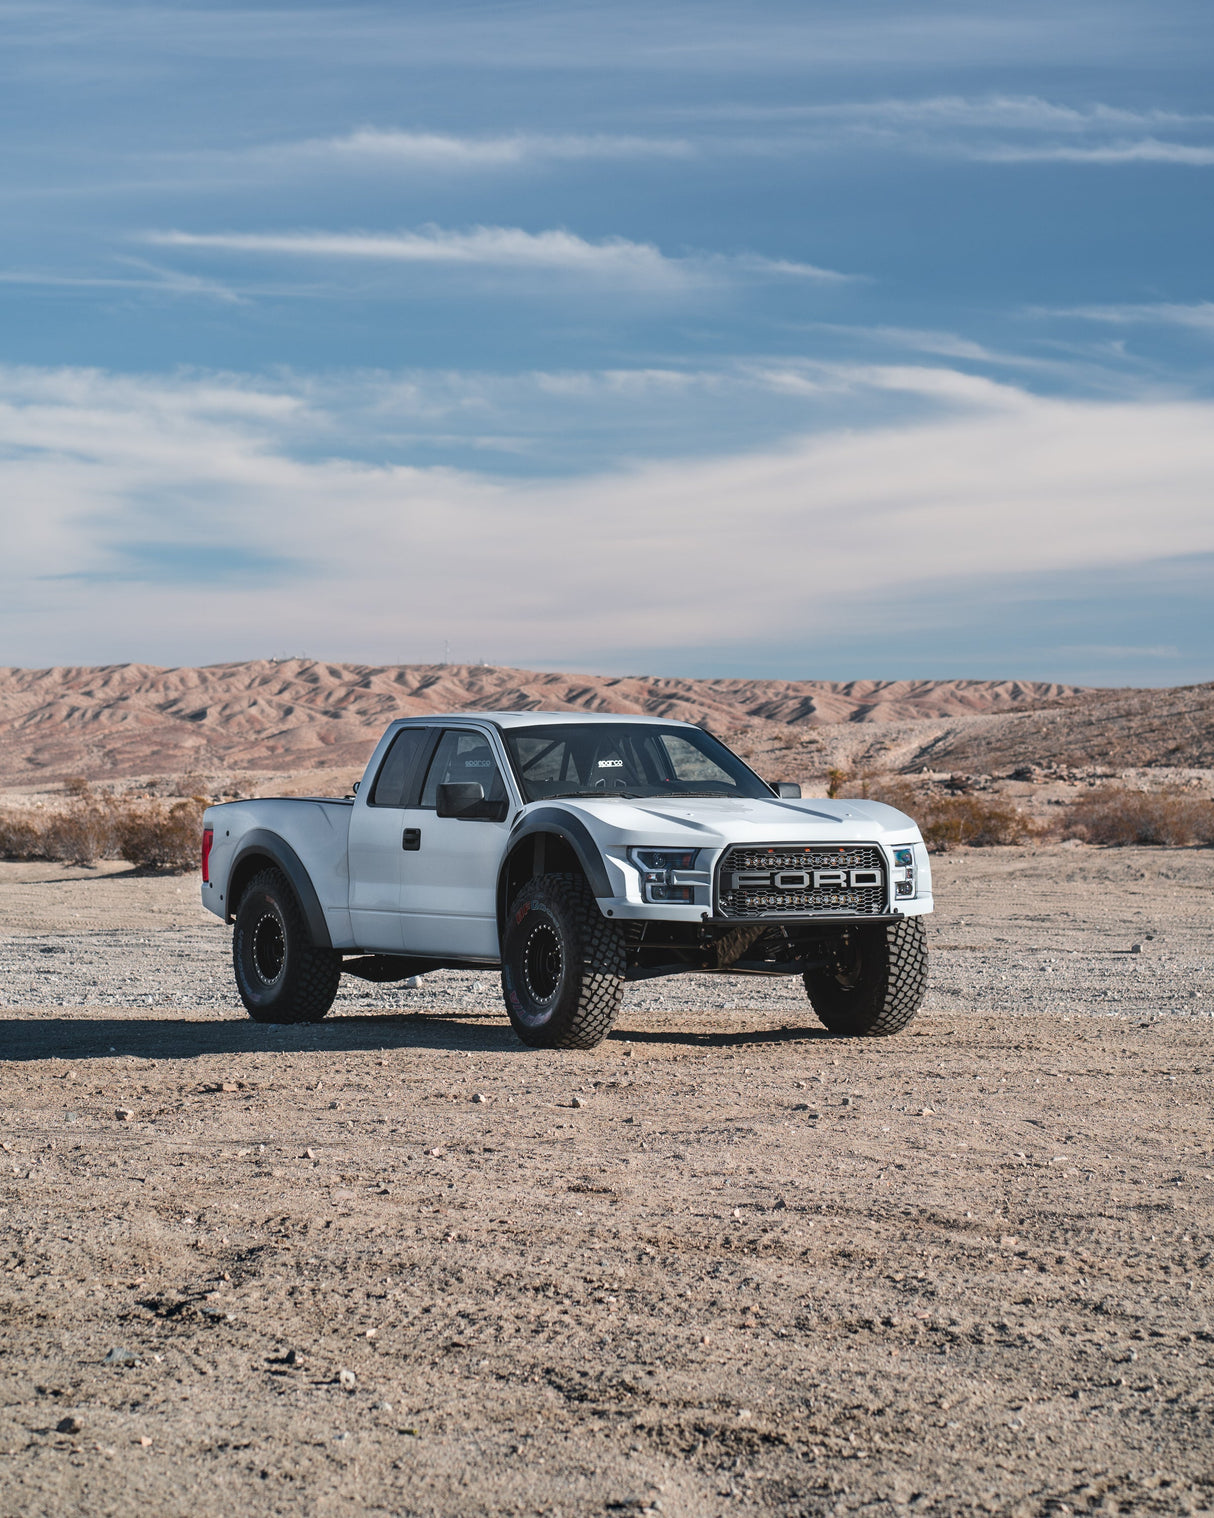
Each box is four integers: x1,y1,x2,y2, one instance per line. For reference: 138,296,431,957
420,730,508,809
369,727,433,808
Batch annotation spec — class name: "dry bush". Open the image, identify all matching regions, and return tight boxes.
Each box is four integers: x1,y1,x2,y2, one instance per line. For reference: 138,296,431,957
113,797,208,870
0,812,46,860
917,794,1039,850
0,788,207,871
40,799,118,867
1060,787,1214,847
840,774,1037,850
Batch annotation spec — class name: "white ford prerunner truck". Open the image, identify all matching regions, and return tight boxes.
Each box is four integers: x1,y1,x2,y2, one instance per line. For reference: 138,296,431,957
201,712,932,1048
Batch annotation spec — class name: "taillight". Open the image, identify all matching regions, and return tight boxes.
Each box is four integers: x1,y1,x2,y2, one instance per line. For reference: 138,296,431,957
201,827,213,883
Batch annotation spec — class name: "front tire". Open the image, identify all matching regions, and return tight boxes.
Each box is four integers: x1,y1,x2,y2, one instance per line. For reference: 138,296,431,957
803,917,927,1036
232,867,341,1024
501,874,625,1049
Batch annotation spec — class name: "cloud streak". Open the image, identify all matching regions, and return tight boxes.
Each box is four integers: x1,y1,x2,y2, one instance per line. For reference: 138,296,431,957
0,263,246,303
144,225,853,287
714,95,1214,130
148,225,677,284
270,128,695,168
978,139,1214,165
698,94,1214,168
1039,301,1214,332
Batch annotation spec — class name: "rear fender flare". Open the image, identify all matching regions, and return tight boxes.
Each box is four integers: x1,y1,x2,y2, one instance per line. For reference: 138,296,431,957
227,830,332,949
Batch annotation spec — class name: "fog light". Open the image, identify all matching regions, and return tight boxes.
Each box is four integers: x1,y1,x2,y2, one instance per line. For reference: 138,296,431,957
896,880,914,897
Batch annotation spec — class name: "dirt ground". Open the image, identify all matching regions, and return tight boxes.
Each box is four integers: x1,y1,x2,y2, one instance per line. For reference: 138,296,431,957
1,845,1212,1518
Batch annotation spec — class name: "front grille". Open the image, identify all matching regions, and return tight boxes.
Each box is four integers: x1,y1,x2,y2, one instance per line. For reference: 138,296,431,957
716,843,888,919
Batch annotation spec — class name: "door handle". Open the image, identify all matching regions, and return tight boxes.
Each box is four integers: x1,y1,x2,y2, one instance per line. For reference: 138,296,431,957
402,828,421,851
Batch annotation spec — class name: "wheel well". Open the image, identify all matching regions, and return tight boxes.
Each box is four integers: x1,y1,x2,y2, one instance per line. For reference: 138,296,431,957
225,852,277,922
498,832,584,929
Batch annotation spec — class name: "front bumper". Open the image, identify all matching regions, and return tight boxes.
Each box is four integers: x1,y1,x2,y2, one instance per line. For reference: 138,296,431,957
595,840,933,922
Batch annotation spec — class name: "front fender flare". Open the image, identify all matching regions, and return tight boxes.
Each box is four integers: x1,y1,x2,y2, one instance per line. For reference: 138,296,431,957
228,829,332,949
499,807,614,923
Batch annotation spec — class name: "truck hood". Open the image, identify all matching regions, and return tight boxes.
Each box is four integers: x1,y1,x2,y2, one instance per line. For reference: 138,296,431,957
532,794,922,850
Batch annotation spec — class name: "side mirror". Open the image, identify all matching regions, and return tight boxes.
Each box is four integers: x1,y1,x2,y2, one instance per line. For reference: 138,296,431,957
352,780,360,794
774,781,802,798
436,782,509,821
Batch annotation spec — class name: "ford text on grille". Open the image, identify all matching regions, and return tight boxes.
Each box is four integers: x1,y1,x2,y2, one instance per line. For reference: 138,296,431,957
726,867,883,890
716,843,888,919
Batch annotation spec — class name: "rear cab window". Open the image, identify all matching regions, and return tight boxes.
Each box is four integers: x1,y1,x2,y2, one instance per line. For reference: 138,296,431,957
368,726,435,807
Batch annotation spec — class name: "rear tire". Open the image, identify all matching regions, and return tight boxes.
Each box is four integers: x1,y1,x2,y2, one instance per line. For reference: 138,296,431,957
803,917,927,1037
501,874,625,1049
232,867,341,1024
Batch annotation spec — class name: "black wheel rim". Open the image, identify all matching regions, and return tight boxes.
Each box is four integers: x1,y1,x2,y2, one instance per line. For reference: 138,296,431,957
522,920,563,1003
252,911,286,985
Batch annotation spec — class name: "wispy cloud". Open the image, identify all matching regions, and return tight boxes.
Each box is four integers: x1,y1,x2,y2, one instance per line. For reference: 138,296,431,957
979,139,1214,165
143,225,853,288
0,262,245,303
1056,643,1182,659
264,128,694,169
1039,302,1214,332
144,225,690,290
713,95,1214,131
743,361,1030,410
3,362,1213,666
725,254,854,282
697,94,1214,167
801,322,1076,372
3,4,1152,76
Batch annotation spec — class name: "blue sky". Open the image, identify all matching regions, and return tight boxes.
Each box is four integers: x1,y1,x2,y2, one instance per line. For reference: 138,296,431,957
2,0,1212,684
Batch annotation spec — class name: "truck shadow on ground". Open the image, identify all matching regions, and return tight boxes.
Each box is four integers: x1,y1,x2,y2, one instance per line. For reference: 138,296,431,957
0,1012,836,1062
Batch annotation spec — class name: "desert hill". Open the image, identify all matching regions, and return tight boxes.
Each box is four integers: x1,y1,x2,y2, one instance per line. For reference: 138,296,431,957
901,681,1214,774
0,660,1094,785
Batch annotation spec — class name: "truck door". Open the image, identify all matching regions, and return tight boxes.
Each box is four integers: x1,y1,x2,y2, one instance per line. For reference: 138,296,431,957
396,727,514,959
346,726,436,951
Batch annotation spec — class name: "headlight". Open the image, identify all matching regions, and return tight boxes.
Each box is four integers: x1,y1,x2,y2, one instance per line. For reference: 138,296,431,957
629,848,701,904
892,845,916,899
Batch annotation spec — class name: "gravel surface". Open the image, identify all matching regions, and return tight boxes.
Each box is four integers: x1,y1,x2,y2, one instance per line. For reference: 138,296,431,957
1,846,1210,1023
1,845,1213,1517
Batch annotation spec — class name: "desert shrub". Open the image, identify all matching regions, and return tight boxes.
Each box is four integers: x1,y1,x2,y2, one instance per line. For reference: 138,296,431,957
0,788,207,871
0,811,47,860
40,799,117,867
1060,787,1214,847
915,794,1038,850
840,775,1037,850
113,797,207,870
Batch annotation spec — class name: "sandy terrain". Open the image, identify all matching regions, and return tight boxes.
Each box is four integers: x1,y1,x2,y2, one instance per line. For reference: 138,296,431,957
1,844,1213,1517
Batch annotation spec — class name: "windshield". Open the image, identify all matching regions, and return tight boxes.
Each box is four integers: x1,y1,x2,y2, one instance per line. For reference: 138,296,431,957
504,723,774,803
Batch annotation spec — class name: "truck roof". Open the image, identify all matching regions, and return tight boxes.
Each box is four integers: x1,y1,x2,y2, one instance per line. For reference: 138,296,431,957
390,710,702,731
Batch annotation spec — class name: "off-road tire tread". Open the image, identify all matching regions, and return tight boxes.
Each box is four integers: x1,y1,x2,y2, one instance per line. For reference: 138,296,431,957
503,873,625,1050
804,916,927,1037
234,867,342,1024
